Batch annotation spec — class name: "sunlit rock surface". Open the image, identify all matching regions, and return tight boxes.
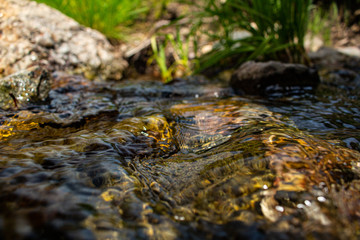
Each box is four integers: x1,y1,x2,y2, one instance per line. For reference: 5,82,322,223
0,66,51,109
0,0,127,80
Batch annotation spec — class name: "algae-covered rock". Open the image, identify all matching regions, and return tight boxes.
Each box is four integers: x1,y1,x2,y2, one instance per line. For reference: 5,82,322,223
0,66,51,109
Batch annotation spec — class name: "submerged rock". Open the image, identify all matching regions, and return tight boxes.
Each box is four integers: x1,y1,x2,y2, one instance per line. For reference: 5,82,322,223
0,66,51,109
0,0,127,80
230,61,320,96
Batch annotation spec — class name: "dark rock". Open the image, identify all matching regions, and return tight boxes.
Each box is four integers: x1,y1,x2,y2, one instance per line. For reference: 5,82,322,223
0,66,51,109
309,47,360,71
230,61,320,96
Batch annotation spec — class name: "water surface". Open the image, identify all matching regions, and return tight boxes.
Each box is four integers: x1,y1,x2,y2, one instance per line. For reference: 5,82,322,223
0,76,359,239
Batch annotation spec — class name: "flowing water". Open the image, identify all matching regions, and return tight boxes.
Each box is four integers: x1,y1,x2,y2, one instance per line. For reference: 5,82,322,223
0,75,359,240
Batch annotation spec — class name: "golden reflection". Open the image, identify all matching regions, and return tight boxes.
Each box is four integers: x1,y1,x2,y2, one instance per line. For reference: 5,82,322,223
0,111,41,140
1,94,360,239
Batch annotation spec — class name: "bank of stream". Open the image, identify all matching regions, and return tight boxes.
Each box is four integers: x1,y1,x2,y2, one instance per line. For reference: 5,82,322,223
0,75,359,239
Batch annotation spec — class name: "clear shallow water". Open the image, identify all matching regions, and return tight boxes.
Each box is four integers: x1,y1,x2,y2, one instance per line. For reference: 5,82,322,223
0,76,359,239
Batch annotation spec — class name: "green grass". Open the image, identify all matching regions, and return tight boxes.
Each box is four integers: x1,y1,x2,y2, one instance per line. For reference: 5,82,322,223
185,0,312,72
308,2,339,47
34,0,147,40
34,0,334,81
149,27,194,83
147,0,172,19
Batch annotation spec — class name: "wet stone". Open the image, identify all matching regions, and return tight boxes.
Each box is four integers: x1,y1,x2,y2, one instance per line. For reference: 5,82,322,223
0,66,51,109
230,61,320,96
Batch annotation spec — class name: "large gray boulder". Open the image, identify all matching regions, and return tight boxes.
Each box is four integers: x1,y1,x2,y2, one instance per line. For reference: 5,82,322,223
0,0,128,80
230,61,320,96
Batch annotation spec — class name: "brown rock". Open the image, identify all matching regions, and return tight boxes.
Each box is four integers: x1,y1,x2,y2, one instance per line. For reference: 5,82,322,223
230,61,320,96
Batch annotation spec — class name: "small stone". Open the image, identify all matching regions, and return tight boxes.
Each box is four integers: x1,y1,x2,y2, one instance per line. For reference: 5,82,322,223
0,66,51,109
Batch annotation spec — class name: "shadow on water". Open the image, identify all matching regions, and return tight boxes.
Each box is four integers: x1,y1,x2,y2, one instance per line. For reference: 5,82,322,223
0,76,359,239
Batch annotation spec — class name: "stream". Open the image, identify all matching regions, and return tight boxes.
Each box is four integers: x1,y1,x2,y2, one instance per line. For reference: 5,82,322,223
0,75,359,239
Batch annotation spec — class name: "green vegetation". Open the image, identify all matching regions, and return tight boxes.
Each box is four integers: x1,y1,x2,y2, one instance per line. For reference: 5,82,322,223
34,0,353,82
34,0,147,40
147,0,172,19
314,0,360,26
149,28,195,83
188,0,312,72
308,2,339,46
150,36,171,83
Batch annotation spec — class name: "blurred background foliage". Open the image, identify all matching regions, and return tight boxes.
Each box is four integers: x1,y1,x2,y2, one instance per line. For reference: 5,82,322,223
186,0,312,71
33,0,170,40
34,0,359,81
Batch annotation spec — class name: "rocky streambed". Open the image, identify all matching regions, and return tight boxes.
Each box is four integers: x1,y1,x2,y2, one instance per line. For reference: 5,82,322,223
0,74,359,240
1,0,360,239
